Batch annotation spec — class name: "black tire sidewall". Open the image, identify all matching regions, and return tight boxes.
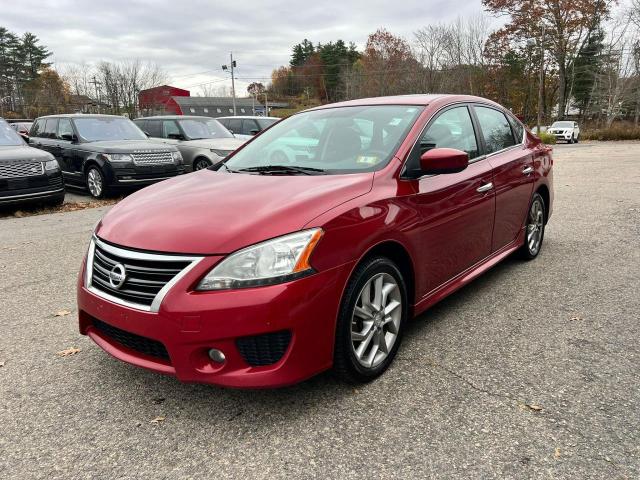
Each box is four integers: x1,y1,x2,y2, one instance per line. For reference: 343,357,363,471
334,257,408,382
194,158,211,171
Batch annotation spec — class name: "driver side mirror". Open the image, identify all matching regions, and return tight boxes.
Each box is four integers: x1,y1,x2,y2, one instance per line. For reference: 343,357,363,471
420,148,469,175
250,129,259,135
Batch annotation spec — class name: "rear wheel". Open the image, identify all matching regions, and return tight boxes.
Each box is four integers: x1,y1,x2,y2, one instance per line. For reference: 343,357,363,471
334,256,408,383
193,157,212,171
86,165,107,199
520,192,546,260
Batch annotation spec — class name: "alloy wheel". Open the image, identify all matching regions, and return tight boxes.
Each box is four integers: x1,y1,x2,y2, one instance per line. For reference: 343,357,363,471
527,198,544,255
351,272,402,369
194,159,211,171
87,168,103,198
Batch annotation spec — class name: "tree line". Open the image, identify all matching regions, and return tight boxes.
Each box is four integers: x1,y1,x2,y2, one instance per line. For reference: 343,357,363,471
269,0,640,127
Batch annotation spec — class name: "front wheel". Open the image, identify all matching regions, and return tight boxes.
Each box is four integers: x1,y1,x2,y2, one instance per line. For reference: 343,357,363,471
520,192,546,260
193,157,212,171
333,257,408,383
86,166,107,199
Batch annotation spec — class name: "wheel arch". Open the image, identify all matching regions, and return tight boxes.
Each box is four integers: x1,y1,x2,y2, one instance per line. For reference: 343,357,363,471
535,184,550,224
357,240,416,311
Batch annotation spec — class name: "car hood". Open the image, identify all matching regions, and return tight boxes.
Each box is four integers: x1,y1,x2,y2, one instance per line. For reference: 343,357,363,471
78,140,177,153
183,138,245,150
97,170,374,254
0,144,52,163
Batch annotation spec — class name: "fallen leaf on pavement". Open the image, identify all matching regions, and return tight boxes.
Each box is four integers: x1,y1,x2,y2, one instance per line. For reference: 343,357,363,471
526,404,543,412
56,347,81,357
0,361,5,367
570,314,583,321
54,310,72,317
150,416,165,424
554,447,561,458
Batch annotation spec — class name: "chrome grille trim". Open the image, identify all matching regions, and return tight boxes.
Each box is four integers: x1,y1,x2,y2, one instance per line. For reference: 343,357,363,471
131,151,174,166
86,236,204,313
0,162,44,178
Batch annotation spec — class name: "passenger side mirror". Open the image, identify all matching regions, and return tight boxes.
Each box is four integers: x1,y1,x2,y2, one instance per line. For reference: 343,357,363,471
420,148,469,175
60,133,77,142
167,133,185,140
250,129,259,135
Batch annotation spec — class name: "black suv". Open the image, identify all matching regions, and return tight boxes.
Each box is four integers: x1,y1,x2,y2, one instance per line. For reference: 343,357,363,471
0,118,64,207
29,114,185,198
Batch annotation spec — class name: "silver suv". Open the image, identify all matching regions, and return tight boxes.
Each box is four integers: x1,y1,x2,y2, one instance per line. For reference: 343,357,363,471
135,116,245,171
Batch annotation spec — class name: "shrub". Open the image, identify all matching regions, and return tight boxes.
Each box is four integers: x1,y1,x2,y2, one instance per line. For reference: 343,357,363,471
537,132,556,144
581,127,640,141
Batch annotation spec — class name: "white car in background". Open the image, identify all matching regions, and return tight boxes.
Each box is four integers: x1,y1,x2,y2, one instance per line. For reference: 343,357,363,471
547,121,580,143
217,116,280,141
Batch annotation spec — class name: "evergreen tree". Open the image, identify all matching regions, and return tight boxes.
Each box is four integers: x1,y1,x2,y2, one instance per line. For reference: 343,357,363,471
573,28,605,117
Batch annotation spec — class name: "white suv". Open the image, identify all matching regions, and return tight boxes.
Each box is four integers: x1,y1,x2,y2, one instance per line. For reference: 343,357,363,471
548,121,580,143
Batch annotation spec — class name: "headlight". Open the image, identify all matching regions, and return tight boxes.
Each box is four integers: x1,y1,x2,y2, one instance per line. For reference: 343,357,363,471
197,228,324,290
105,153,133,163
210,149,233,157
43,159,60,171
171,151,183,163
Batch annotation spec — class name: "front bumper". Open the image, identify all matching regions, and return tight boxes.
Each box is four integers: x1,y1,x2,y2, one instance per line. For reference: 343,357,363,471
107,163,185,186
0,171,64,205
78,253,354,388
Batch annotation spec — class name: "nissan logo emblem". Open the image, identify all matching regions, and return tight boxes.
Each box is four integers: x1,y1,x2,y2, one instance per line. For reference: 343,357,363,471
108,263,127,289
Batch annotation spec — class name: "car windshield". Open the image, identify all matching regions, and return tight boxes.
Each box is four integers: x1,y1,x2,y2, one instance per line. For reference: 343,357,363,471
223,105,423,174
552,121,573,128
178,118,233,140
0,121,24,146
73,117,147,142
256,118,279,129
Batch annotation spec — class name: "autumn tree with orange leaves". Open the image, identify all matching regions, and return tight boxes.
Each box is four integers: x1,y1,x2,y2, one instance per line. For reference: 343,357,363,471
483,0,616,119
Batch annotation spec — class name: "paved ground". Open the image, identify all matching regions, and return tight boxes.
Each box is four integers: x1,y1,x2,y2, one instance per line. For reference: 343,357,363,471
0,142,638,479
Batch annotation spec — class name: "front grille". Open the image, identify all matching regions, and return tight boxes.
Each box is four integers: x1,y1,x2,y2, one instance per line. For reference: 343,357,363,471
236,331,292,367
92,318,170,362
0,162,43,179
90,240,192,308
131,151,174,166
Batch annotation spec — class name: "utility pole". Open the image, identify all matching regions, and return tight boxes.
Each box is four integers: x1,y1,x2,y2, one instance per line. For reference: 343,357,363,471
264,90,268,117
537,24,545,133
89,76,101,114
222,53,237,115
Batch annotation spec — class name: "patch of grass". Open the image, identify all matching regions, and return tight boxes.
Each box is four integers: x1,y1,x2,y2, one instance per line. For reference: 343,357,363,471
581,127,640,141
0,198,118,219
537,132,557,145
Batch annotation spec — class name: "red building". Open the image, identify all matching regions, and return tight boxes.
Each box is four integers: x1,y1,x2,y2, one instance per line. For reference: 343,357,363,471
138,85,190,115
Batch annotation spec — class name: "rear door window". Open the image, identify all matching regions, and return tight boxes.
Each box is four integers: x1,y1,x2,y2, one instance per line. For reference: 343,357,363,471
227,118,242,134
474,106,516,154
146,120,162,138
241,119,259,135
31,119,45,137
162,120,181,138
43,118,59,139
57,119,74,139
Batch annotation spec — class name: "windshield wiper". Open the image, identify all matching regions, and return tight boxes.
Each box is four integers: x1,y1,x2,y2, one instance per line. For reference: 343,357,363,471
233,165,326,175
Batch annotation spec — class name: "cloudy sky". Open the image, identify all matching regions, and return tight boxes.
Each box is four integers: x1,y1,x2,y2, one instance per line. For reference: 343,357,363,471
2,0,491,96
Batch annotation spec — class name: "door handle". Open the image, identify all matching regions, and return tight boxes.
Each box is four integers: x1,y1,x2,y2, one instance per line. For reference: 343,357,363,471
476,182,494,193
522,166,534,175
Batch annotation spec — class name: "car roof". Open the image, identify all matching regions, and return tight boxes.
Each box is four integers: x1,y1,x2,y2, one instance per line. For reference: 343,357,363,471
135,115,220,121
217,116,280,120
34,114,128,120
305,94,503,112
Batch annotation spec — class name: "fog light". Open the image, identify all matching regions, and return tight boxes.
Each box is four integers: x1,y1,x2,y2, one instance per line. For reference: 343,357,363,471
208,348,225,363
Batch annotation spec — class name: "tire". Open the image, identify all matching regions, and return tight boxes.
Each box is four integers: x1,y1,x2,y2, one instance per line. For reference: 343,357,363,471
85,165,107,199
575,134,579,144
333,256,408,383
193,157,212,171
519,192,546,260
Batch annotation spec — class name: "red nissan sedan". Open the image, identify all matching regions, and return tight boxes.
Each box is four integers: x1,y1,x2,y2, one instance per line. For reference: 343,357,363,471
77,95,553,388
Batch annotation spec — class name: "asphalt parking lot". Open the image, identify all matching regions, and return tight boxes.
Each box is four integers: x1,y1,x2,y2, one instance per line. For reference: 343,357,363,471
0,142,638,479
